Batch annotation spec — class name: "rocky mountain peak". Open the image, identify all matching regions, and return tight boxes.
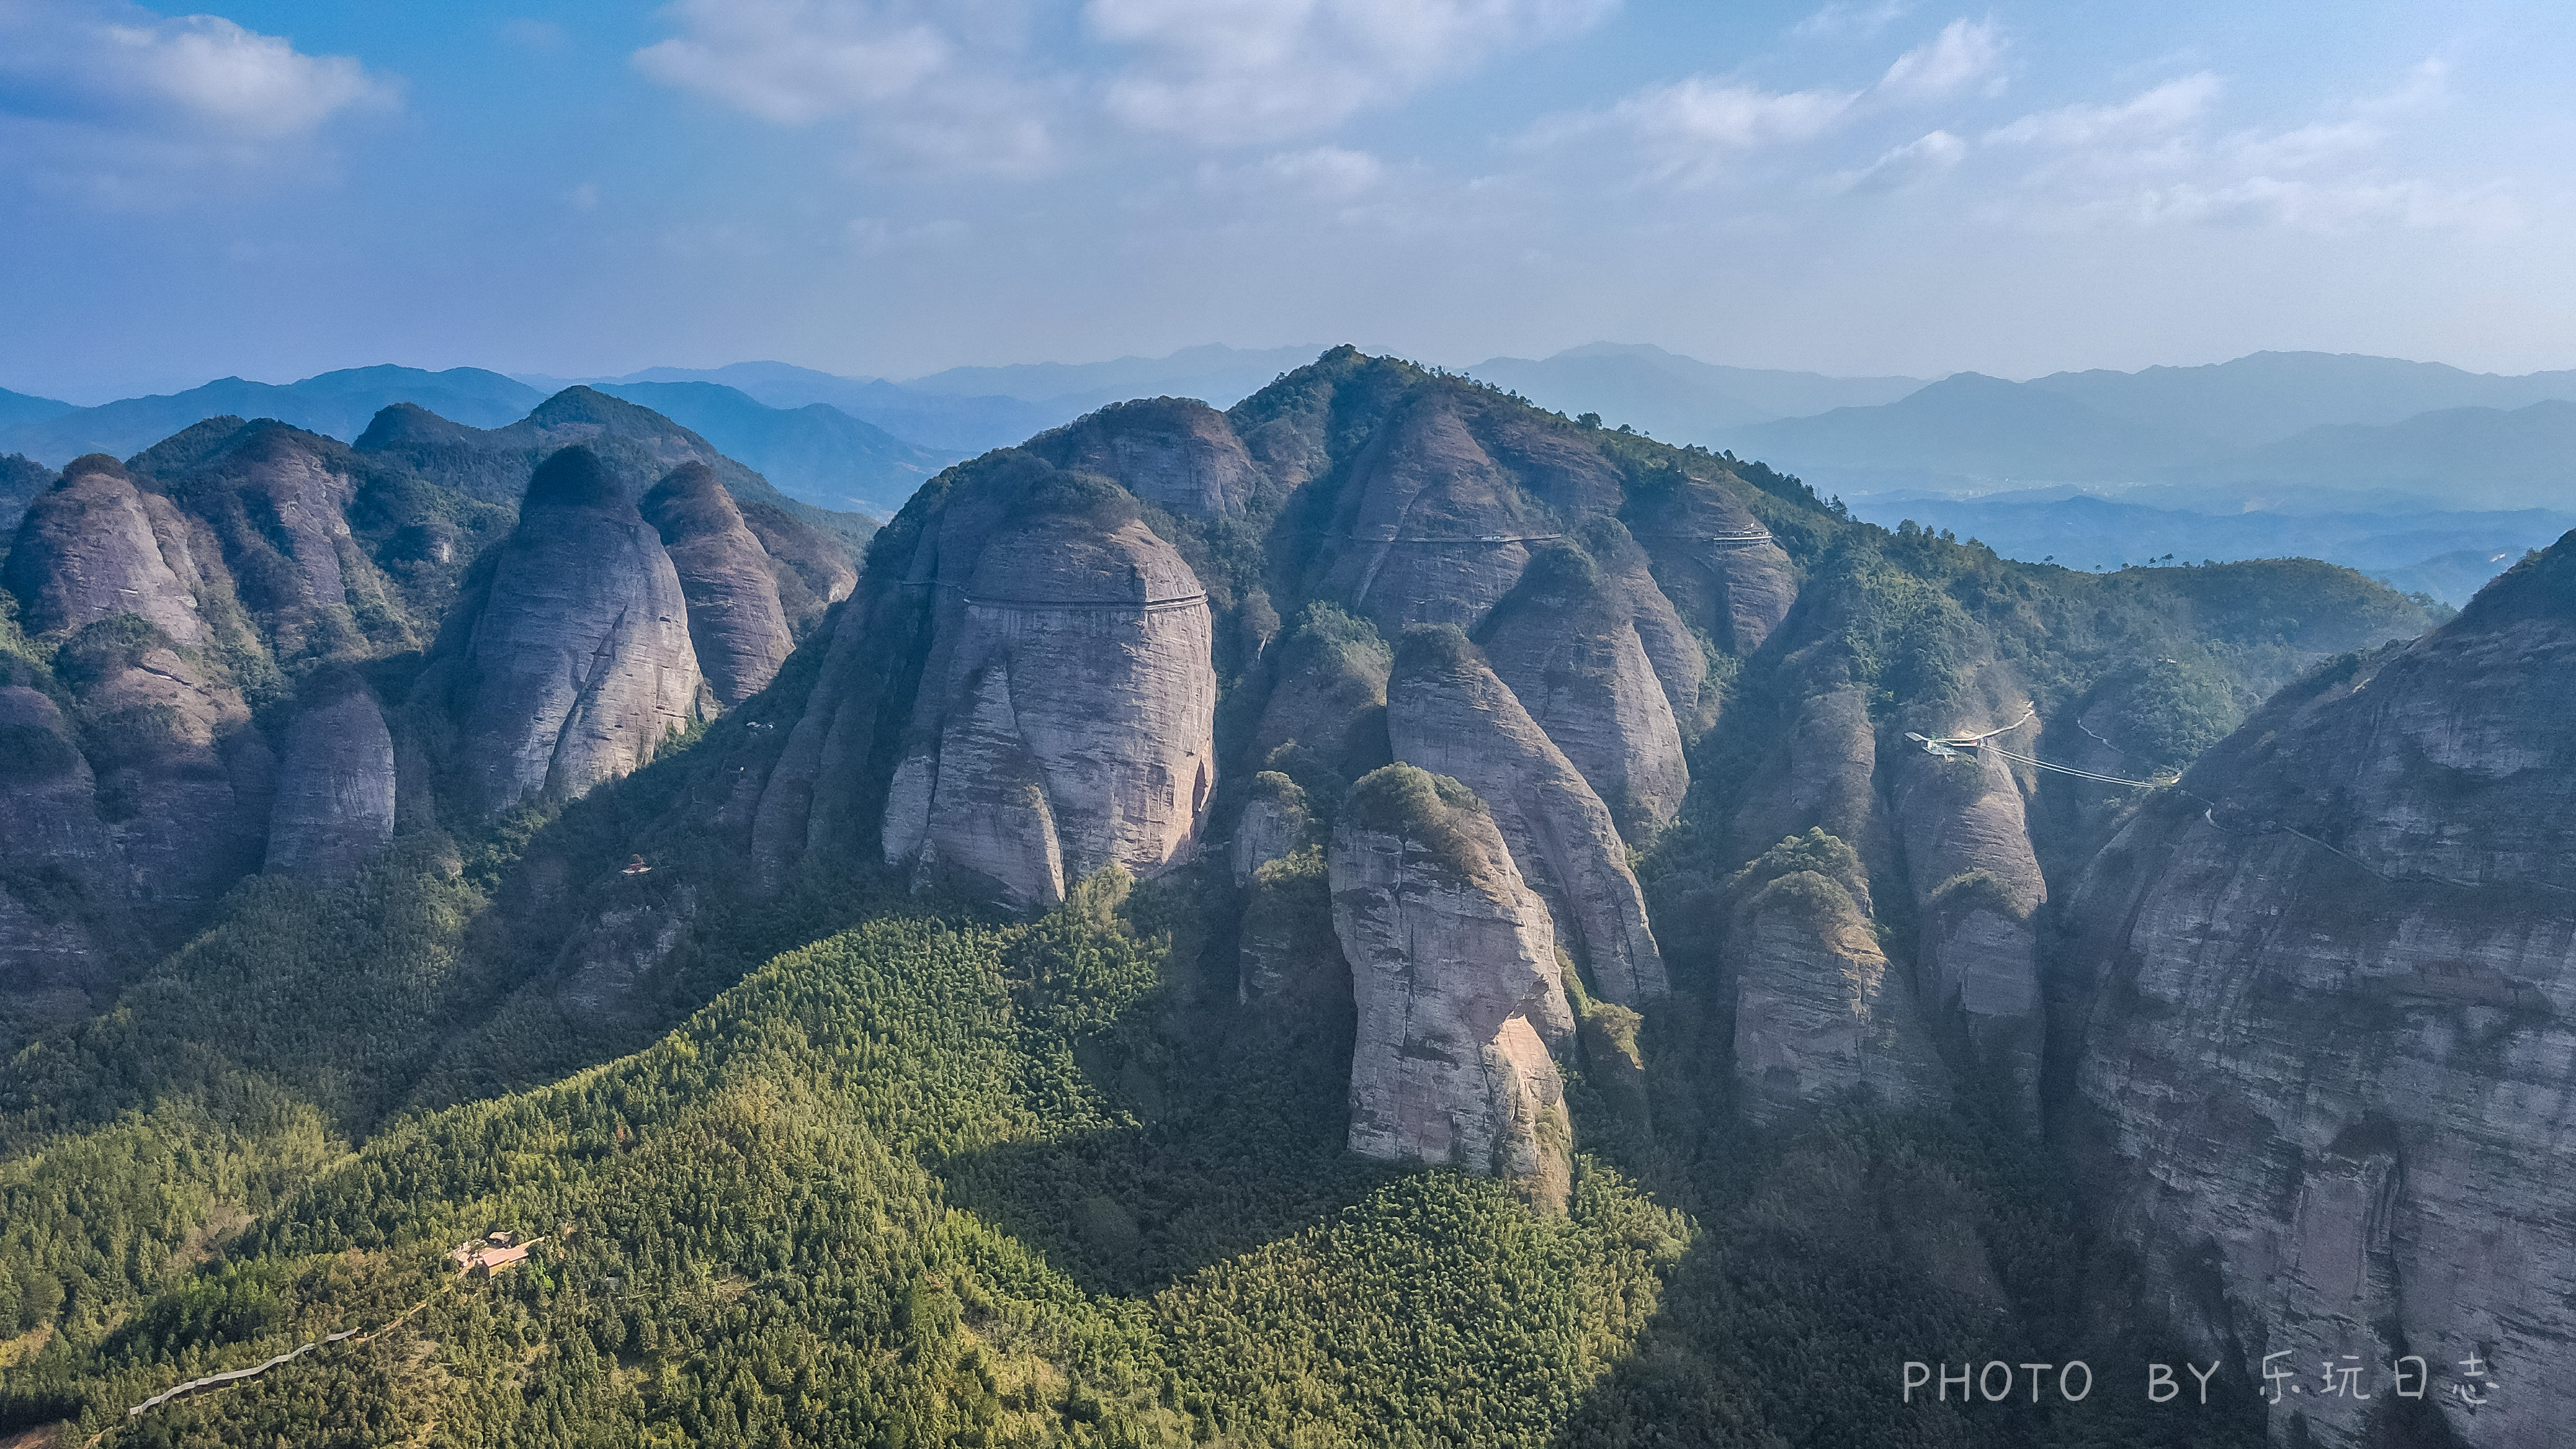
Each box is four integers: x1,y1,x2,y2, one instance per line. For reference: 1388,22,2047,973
444,444,707,819
5,457,211,645
1027,395,1262,518
641,462,793,706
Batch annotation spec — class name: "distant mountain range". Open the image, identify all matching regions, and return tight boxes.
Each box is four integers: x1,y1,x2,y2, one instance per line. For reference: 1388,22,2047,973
0,366,958,519
532,344,1331,455
589,381,962,516
1842,486,2576,605
0,366,542,462
12,345,2571,580
1461,343,1925,439
1720,352,2576,510
0,387,74,430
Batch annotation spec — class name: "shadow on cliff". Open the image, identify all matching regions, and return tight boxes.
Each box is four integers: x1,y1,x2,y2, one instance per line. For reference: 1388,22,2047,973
1542,989,2277,1448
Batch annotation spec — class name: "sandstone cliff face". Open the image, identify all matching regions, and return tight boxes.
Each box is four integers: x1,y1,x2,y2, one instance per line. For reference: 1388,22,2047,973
3,458,209,644
1387,627,1667,1004
1320,390,1559,634
641,462,794,705
1028,397,1262,518
1625,468,1797,656
448,446,706,819
878,469,1218,909
265,683,396,884
1727,829,1945,1119
1478,542,1687,835
1238,844,1341,1008
1725,685,1889,885
1232,771,1312,885
2066,539,2576,1449
354,391,862,639
1888,677,2049,1108
1331,765,1572,1211
167,425,368,661
0,684,116,1012
4,460,275,927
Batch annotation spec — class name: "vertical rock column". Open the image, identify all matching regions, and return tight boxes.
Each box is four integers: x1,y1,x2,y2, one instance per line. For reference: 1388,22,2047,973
641,462,793,706
1727,829,1946,1118
451,446,706,819
3,455,273,925
1890,690,2048,1111
1331,764,1573,1213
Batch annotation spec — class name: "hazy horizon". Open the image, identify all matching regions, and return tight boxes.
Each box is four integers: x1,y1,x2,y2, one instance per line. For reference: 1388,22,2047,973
23,339,2576,413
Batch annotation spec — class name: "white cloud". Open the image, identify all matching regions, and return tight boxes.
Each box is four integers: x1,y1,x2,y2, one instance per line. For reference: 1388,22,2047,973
1089,0,1615,146
1250,145,1388,202
1985,73,2219,147
2357,57,2448,119
1528,14,1996,189
1791,0,1911,40
2227,120,2381,174
1833,128,1963,192
0,0,395,201
634,0,951,125
2119,176,2514,234
633,0,1607,172
634,0,1059,174
1528,77,1856,187
1874,19,2003,104
1983,63,2511,238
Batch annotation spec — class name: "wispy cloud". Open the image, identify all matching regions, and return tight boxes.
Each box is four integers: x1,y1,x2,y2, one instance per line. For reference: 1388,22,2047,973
1985,73,2218,148
1874,19,2004,104
1832,129,1964,192
1530,76,1857,186
634,0,1615,173
1984,62,2512,236
0,0,397,204
1092,0,1614,146
634,0,954,126
634,0,1063,175
1791,0,1913,40
1530,15,2000,189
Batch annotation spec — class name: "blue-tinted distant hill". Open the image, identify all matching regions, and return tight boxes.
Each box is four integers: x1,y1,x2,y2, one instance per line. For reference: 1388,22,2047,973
898,342,1326,407
1843,486,2576,604
0,387,73,430
0,365,542,465
1463,343,1924,444
1729,371,2224,487
2022,350,2576,448
521,362,1060,455
1719,352,2576,506
535,346,1337,455
2174,399,2576,510
592,380,965,516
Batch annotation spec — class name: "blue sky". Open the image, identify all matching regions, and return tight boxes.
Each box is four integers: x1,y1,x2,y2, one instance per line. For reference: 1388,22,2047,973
3,0,2570,400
